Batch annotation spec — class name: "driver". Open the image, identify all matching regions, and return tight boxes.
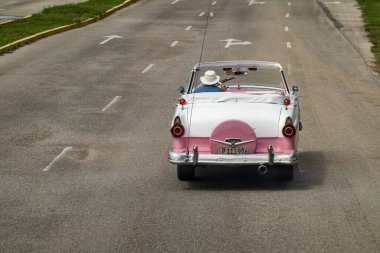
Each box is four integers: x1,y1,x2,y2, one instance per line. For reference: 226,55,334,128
194,70,225,93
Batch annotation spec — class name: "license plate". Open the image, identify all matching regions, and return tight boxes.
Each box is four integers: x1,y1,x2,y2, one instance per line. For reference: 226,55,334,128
218,147,248,155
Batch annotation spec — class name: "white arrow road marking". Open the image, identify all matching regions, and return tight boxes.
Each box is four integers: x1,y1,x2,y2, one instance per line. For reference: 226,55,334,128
247,0,266,5
170,41,178,47
199,12,205,17
99,35,123,45
287,42,292,48
142,64,155,73
102,96,122,112
185,26,192,31
221,39,252,48
43,147,73,171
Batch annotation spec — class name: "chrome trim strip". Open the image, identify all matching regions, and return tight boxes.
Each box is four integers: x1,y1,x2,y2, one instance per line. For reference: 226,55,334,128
210,139,256,147
168,151,298,165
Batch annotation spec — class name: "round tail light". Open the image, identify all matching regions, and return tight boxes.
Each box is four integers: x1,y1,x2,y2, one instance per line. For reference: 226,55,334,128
179,99,186,105
282,124,296,138
171,123,185,138
283,98,291,106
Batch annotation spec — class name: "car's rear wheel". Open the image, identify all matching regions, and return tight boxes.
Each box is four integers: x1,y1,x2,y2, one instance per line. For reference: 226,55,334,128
277,165,294,181
177,165,195,181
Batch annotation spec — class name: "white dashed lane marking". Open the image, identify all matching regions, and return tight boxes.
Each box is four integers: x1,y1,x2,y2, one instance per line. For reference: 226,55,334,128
287,42,292,48
185,26,192,31
199,12,205,17
212,1,217,5
286,13,290,18
142,64,155,73
285,26,289,32
287,64,292,75
171,0,179,4
210,12,214,17
170,41,179,47
102,96,122,112
288,2,291,6
43,147,73,172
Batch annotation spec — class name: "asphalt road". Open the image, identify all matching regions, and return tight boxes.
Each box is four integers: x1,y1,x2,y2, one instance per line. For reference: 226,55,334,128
0,0,380,252
0,0,87,17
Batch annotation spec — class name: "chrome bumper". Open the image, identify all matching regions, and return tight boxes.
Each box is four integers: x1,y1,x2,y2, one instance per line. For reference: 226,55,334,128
168,151,298,165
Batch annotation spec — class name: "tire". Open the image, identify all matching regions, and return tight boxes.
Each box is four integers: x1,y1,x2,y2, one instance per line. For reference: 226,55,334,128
177,165,195,181
277,165,294,181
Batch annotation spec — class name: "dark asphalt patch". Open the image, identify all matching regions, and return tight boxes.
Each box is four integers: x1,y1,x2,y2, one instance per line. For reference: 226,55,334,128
316,0,344,29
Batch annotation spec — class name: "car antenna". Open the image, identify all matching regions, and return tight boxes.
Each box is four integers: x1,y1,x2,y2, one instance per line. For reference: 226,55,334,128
185,0,213,157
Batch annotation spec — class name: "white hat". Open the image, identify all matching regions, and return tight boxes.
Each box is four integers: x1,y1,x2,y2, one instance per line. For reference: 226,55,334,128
200,70,220,85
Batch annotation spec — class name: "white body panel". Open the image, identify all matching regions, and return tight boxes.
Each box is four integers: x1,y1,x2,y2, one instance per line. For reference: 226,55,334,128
183,102,282,137
174,92,299,138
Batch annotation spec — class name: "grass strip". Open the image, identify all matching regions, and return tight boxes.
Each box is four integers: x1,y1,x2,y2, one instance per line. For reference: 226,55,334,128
357,0,380,70
0,0,128,47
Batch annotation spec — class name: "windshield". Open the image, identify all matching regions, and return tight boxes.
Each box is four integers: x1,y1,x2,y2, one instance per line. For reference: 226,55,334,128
190,67,286,93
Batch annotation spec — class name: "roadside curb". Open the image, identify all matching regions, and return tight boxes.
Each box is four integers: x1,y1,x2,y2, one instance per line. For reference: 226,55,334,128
315,0,379,74
0,0,139,55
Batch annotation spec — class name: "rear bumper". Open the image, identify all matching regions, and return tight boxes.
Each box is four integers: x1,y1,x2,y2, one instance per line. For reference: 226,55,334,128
168,151,298,165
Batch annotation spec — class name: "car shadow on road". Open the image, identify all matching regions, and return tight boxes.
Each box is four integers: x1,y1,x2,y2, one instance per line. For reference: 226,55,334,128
186,151,326,191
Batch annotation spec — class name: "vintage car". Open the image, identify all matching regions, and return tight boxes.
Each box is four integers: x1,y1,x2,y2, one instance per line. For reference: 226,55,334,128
168,60,301,181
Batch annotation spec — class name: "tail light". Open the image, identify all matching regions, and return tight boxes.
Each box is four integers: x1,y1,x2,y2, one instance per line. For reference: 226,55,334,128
283,98,291,106
171,117,185,138
282,117,296,138
282,125,296,138
179,98,186,105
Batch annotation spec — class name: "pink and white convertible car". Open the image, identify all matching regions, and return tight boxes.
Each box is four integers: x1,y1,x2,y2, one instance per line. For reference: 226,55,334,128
168,61,301,181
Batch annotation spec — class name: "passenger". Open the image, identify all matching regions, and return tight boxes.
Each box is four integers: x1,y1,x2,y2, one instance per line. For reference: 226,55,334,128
194,70,224,93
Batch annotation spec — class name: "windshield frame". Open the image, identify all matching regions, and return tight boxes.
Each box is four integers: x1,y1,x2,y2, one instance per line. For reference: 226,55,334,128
187,61,290,94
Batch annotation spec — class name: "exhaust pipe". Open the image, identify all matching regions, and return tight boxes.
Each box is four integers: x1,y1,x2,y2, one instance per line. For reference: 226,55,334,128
258,164,268,175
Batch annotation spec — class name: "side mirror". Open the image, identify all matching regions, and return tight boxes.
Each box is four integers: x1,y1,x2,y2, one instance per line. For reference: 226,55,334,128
177,86,185,94
292,85,299,92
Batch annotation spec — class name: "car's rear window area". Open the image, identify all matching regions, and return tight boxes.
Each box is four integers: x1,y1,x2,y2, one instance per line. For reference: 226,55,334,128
192,68,285,90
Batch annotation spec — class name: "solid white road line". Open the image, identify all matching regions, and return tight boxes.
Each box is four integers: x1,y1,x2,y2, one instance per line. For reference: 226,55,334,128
43,147,73,172
286,13,290,18
210,12,214,17
185,26,192,31
102,96,122,112
170,41,179,47
287,42,292,48
212,1,217,5
288,2,291,6
171,0,180,4
199,12,205,17
285,26,289,32
142,64,155,73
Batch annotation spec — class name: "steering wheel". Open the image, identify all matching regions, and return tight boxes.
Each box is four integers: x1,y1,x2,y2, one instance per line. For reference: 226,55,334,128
218,77,235,91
